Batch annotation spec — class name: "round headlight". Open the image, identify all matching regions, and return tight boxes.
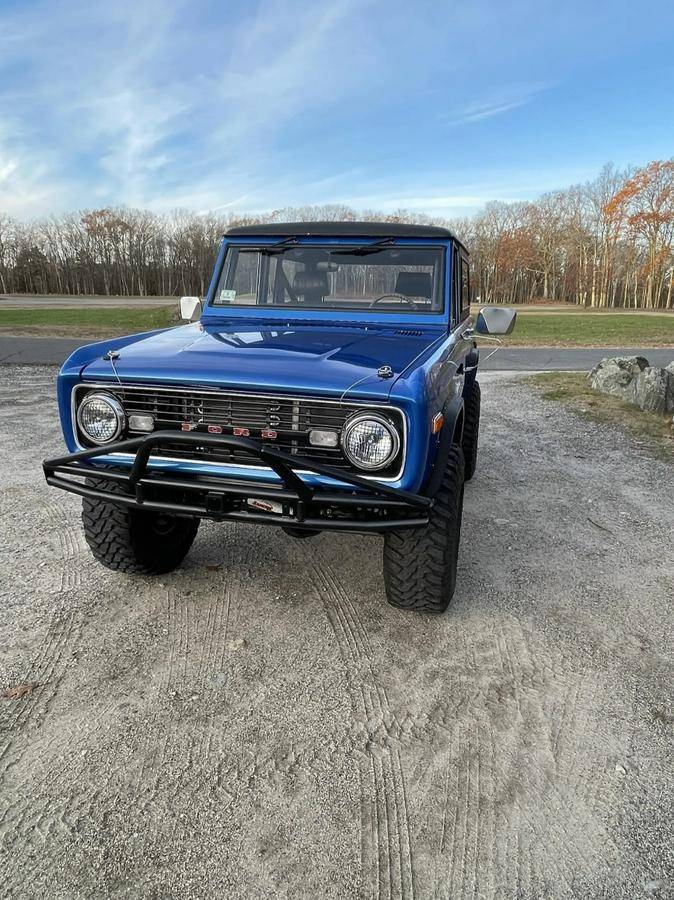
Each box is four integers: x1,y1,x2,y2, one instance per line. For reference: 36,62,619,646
77,392,125,444
341,413,400,471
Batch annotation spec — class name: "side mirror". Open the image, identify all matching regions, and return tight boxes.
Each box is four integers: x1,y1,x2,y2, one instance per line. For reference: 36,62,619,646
180,296,202,322
475,306,517,336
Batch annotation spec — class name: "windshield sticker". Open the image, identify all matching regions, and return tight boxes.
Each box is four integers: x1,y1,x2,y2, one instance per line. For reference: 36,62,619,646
220,289,237,301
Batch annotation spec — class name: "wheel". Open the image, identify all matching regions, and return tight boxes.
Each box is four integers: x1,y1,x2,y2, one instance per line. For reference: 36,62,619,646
462,380,481,481
383,445,465,613
81,478,200,575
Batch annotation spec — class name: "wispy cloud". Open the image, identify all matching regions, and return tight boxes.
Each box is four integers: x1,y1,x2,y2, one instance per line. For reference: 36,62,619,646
441,83,550,127
0,0,374,215
0,1,670,219
454,99,531,124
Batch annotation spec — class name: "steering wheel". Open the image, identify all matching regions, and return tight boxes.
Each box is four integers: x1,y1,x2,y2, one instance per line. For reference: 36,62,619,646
369,293,417,309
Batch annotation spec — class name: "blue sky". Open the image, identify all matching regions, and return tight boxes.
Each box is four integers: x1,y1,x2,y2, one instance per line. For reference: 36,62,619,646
1,0,673,219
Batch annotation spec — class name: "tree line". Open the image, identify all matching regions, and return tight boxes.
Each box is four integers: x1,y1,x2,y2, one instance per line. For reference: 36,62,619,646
0,159,672,308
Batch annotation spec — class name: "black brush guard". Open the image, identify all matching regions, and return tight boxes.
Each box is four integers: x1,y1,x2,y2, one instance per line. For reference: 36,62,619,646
43,431,432,533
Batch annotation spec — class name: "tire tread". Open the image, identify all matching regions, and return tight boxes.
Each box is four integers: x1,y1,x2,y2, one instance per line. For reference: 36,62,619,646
383,445,465,613
462,380,481,481
82,478,199,575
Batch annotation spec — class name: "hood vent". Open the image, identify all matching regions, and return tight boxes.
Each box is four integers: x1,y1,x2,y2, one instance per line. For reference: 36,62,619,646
395,329,423,336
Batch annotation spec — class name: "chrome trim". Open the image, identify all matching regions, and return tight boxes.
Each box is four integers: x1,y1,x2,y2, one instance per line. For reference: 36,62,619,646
341,412,401,472
79,452,404,485
71,383,408,482
75,391,125,445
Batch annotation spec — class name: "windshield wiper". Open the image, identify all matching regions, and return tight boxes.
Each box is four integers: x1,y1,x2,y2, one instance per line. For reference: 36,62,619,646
239,236,301,256
240,235,397,257
331,237,397,256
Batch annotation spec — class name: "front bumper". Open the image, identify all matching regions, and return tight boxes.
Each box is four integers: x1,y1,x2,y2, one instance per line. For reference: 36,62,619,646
43,431,432,533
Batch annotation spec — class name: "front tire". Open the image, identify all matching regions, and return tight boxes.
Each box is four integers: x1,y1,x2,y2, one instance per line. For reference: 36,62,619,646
82,479,200,575
383,445,465,613
462,380,481,481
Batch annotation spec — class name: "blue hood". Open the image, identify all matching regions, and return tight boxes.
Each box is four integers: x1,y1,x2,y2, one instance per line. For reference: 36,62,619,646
80,322,443,399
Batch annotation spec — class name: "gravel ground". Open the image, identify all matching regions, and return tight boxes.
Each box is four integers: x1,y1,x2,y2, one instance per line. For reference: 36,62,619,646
0,367,672,899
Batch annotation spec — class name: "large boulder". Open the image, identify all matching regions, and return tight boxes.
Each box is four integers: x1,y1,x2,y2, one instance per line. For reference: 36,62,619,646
587,356,649,400
588,355,674,414
629,366,674,414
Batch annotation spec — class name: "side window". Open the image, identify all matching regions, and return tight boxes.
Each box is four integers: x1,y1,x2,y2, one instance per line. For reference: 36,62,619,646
452,249,461,324
460,256,470,320
218,248,258,304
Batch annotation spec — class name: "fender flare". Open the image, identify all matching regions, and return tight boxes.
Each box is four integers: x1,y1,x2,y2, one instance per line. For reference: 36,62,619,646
463,343,479,395
422,394,464,498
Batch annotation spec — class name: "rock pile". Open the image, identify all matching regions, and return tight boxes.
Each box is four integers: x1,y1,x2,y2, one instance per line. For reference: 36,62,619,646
588,356,674,415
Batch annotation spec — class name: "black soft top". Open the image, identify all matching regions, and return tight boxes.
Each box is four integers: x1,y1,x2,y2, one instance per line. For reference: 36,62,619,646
225,220,467,252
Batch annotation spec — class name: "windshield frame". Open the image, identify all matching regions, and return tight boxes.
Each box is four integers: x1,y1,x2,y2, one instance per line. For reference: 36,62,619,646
202,236,453,328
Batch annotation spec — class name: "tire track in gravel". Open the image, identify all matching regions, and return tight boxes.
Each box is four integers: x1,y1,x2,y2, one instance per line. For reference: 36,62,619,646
132,545,253,815
0,602,80,774
0,498,85,783
165,545,252,696
0,608,85,884
302,546,415,900
0,489,101,891
498,619,626,858
498,632,613,891
0,497,88,881
43,500,87,593
427,613,638,899
435,722,492,900
0,755,105,876
1,545,252,884
4,539,253,879
432,620,520,900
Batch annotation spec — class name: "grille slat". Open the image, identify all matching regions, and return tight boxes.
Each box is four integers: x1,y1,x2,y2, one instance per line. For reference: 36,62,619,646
77,384,404,478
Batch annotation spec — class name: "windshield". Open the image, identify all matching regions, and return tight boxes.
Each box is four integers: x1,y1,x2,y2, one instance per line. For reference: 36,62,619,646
212,244,444,313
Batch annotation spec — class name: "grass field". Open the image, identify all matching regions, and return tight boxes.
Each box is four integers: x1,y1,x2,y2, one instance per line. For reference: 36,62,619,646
0,307,673,346
0,307,175,338
528,372,674,460
506,312,674,347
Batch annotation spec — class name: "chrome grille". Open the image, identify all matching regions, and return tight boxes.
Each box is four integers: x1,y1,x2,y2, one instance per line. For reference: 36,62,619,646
74,384,405,477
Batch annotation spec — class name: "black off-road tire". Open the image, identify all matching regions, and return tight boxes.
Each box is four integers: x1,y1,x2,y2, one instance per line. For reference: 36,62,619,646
81,478,200,575
383,445,465,613
462,380,481,481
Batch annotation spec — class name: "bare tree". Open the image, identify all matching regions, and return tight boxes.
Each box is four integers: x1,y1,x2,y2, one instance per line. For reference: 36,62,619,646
1,160,672,308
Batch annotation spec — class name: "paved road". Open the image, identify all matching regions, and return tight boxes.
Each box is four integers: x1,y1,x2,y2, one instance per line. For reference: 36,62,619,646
1,335,672,369
1,294,175,309
0,336,101,365
1,368,671,897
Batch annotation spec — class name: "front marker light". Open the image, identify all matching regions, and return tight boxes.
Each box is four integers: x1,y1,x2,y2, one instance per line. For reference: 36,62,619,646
341,413,400,471
309,429,338,447
128,413,155,433
77,392,125,444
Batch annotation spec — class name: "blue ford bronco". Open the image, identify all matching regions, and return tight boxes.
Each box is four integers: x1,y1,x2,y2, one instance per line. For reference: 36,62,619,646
44,222,515,613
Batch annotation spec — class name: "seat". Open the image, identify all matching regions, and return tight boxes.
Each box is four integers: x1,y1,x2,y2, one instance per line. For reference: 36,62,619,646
292,269,329,305
394,271,432,299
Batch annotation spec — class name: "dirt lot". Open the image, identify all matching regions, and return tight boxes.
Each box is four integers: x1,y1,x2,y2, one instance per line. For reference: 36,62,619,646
0,368,672,899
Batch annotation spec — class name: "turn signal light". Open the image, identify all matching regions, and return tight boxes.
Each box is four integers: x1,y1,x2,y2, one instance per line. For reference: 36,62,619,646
309,429,338,447
432,413,444,434
128,413,155,432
